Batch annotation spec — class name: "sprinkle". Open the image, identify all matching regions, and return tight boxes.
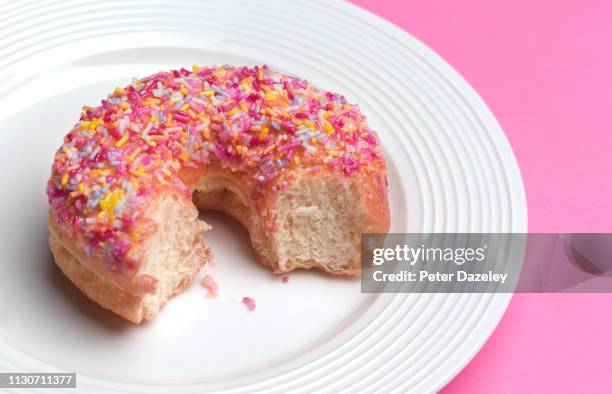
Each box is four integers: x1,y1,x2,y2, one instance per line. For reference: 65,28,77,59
174,111,190,123
242,297,256,311
265,92,279,101
115,134,129,147
278,141,301,152
282,275,289,283
88,146,101,161
270,120,281,130
211,85,228,97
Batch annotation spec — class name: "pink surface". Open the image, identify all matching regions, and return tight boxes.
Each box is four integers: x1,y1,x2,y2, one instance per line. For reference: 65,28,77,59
349,0,612,392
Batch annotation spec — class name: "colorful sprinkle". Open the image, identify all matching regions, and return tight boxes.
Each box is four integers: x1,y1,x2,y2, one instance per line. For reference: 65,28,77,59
47,65,384,271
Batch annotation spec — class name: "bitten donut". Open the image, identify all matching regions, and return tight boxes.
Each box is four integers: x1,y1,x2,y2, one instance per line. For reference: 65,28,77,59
46,65,390,323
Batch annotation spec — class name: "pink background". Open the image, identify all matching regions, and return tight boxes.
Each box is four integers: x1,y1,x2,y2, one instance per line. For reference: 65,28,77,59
349,0,612,392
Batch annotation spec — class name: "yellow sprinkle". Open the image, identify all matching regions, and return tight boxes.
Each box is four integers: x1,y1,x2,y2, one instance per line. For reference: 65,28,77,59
324,121,334,134
259,127,270,139
180,103,190,111
258,68,264,80
129,168,146,177
227,107,238,116
265,92,279,101
89,118,102,129
179,151,189,161
119,102,129,110
203,90,215,96
240,102,248,112
114,87,124,95
293,156,300,165
115,133,129,147
192,65,199,73
179,86,189,95
61,173,69,186
78,183,84,193
99,191,119,218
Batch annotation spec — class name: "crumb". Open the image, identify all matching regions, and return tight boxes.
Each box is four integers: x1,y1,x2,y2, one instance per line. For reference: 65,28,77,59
201,274,219,298
242,296,256,311
282,275,289,284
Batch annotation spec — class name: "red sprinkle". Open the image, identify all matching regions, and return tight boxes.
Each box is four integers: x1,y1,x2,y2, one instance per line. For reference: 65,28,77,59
242,296,256,311
174,111,190,123
282,275,289,283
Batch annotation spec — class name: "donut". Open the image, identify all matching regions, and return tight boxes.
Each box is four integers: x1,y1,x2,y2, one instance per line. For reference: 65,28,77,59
46,65,390,323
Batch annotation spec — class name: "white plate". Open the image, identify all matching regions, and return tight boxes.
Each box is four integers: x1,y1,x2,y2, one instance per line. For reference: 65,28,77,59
0,0,527,392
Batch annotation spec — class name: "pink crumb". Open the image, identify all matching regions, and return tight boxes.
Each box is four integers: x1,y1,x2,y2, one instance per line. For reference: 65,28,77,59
242,296,256,311
282,275,289,283
201,275,219,298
